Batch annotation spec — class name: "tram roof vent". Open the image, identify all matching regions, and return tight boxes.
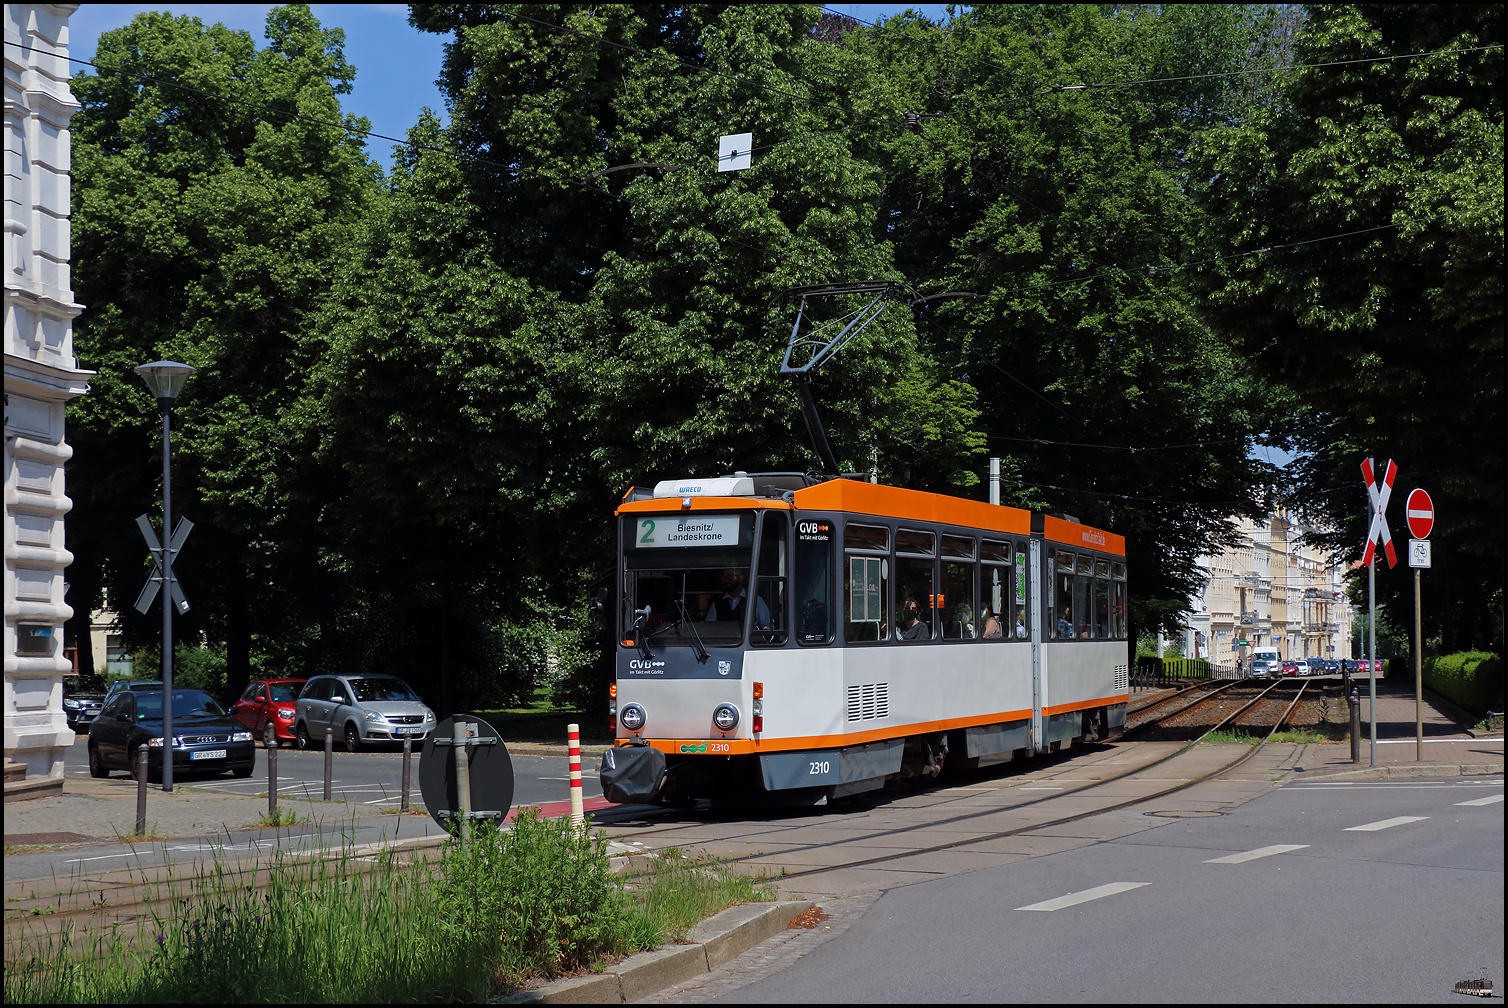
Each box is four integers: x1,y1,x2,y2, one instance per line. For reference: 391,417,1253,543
653,476,757,498
651,472,822,499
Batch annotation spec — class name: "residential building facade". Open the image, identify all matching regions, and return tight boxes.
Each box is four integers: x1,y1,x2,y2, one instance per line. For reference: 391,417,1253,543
1184,508,1354,668
5,3,88,789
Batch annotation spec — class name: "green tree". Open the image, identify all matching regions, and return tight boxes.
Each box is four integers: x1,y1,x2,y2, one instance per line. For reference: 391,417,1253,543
67,5,379,701
308,4,988,706
840,4,1299,639
1194,3,1504,649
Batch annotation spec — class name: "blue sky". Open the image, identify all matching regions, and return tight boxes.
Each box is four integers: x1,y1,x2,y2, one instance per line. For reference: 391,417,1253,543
67,4,959,166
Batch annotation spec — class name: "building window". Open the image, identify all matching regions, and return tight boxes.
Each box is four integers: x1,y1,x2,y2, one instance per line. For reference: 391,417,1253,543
16,624,54,656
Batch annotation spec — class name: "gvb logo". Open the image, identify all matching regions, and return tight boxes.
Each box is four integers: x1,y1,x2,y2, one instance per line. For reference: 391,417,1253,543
718,661,732,675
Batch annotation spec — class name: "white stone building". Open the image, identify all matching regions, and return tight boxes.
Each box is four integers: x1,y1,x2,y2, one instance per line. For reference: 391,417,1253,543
1182,507,1354,668
5,3,88,795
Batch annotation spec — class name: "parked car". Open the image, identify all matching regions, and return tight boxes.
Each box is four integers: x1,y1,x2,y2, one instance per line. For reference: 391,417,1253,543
294,674,436,752
1281,660,1300,676
230,679,307,743
1248,659,1280,679
1292,659,1311,676
62,679,107,731
88,687,254,781
103,679,164,701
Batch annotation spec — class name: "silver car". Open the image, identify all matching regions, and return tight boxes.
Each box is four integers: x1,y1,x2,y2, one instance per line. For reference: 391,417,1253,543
294,674,436,752
1247,659,1280,679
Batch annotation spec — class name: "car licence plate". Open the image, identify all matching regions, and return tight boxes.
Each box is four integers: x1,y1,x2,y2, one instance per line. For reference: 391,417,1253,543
191,749,227,760
397,727,424,735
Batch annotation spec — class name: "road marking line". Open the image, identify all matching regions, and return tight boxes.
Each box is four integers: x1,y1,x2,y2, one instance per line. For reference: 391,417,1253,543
1204,844,1309,864
1344,816,1429,831
1016,882,1149,911
1455,794,1504,806
1374,738,1502,744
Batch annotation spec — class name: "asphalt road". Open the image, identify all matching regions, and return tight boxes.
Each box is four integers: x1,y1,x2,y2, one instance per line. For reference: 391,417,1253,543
61,734,604,809
708,776,1504,1004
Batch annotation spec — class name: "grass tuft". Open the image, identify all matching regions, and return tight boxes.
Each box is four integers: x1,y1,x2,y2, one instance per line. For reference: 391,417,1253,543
5,808,770,1003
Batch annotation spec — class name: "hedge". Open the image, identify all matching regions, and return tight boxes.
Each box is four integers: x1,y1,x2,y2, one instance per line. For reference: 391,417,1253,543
1387,652,1503,715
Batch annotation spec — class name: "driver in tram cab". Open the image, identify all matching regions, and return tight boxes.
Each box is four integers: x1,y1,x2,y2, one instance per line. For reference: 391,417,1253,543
704,568,771,629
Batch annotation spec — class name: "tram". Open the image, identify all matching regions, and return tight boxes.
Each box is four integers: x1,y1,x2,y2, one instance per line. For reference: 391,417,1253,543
599,471,1130,806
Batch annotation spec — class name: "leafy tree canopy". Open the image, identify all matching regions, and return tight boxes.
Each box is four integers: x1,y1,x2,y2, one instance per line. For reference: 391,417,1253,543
1194,3,1503,647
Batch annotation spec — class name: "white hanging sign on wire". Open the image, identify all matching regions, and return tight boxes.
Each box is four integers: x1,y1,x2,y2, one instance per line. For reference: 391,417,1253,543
717,132,752,172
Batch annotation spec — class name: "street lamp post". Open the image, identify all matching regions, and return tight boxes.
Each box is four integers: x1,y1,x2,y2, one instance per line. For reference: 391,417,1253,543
135,361,195,792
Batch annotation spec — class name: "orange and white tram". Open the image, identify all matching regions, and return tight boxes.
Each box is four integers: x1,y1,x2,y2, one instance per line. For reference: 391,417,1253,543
598,473,1131,806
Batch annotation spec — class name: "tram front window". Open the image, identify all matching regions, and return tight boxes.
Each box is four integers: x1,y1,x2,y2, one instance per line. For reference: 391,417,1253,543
624,565,753,647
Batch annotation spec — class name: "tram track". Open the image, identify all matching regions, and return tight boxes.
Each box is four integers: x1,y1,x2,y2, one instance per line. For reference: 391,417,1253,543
609,684,1312,884
9,687,1317,947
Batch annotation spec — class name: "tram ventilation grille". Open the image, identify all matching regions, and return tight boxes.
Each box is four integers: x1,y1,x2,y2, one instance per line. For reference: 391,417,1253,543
846,683,889,721
1114,664,1129,692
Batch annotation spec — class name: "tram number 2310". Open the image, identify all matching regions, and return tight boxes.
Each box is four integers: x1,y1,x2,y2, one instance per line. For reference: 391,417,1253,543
808,760,832,775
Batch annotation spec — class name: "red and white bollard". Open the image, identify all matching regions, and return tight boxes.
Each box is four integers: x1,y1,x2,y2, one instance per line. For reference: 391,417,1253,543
568,722,584,834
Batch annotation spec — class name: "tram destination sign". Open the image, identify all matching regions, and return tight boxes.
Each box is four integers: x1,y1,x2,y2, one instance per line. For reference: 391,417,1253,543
634,515,741,548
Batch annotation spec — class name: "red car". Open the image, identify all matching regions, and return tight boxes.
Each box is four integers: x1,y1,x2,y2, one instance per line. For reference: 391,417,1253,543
1281,660,1300,676
231,679,307,743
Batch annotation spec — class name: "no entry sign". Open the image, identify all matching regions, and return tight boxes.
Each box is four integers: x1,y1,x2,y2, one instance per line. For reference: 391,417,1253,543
1406,488,1434,540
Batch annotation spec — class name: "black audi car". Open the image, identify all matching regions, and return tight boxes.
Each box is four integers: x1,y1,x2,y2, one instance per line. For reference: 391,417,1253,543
88,687,255,780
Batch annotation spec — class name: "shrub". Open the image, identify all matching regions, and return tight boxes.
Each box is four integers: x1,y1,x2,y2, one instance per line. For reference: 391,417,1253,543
438,809,633,983
1419,652,1503,715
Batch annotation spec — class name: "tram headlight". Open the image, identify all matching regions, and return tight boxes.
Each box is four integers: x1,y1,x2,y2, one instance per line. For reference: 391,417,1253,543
712,703,739,732
619,703,646,732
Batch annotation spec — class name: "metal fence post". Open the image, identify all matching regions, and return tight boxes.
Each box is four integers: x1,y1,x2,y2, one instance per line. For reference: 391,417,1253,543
324,727,334,801
1348,687,1362,764
401,736,412,812
135,747,148,836
267,733,278,817
454,719,471,846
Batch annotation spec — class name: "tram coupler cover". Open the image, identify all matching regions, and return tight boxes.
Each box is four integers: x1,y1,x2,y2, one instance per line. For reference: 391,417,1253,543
600,743,666,804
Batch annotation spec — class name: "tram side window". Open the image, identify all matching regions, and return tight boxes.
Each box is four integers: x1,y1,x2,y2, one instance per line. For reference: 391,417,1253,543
982,561,1007,638
844,523,889,643
1112,562,1128,639
1014,539,1030,638
895,529,936,642
1073,562,1091,639
940,560,975,639
1053,551,1075,639
752,513,789,646
1093,561,1110,638
980,539,1007,640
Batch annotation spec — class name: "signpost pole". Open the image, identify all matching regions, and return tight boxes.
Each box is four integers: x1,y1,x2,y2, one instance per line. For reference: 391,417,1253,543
1415,567,1424,762
1368,558,1376,767
161,405,175,792
1405,487,1435,764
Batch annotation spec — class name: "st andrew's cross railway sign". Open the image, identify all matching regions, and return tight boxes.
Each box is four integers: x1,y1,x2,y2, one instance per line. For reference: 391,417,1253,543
134,514,193,615
1361,458,1398,569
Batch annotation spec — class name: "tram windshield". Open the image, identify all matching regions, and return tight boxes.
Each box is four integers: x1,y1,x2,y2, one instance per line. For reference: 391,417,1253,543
622,514,758,648
624,563,754,647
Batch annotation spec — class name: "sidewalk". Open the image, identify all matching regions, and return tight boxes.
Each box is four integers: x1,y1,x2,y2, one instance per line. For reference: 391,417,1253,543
1293,676,1503,779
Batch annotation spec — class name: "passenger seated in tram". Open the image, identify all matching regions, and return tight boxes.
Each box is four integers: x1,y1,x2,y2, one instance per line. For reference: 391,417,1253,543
1056,608,1073,638
1014,607,1027,638
955,603,977,638
979,605,1002,639
898,598,931,640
